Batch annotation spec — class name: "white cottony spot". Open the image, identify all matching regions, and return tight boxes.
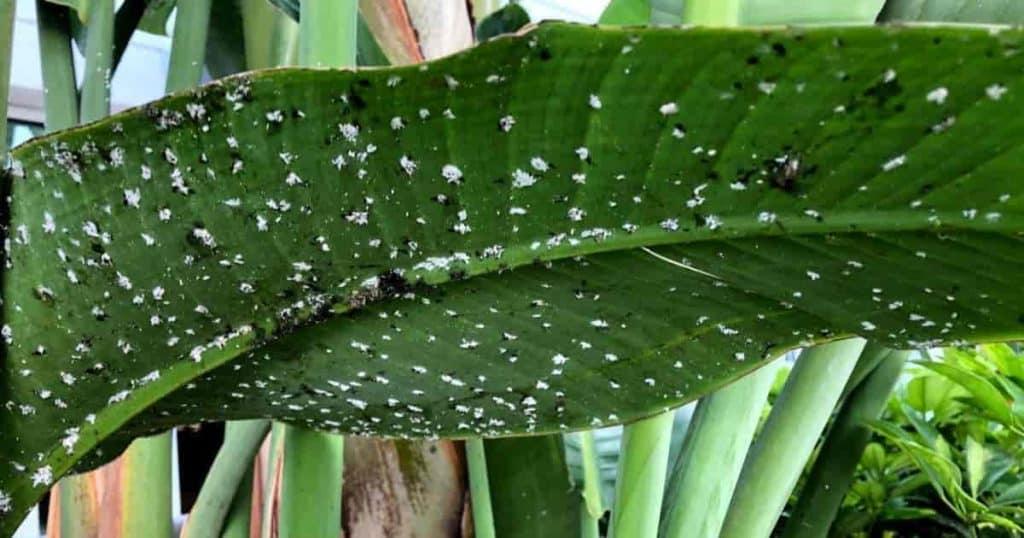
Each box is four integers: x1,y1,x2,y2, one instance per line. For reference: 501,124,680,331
926,87,949,104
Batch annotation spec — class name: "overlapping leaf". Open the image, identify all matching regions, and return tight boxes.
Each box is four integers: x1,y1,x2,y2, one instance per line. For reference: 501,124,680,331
2,23,1024,533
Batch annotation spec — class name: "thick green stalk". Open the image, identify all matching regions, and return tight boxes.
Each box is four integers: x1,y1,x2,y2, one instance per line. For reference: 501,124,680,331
578,430,603,538
278,426,345,538
42,1,97,532
58,476,98,538
164,0,212,93
119,432,174,537
80,4,209,533
683,0,740,25
0,0,13,161
660,359,782,538
471,0,506,21
299,0,357,67
840,343,890,401
239,0,299,69
780,346,910,538
276,4,357,536
609,410,674,538
34,0,78,130
182,420,270,538
259,423,284,538
719,338,866,538
79,0,113,123
219,465,254,538
111,0,150,71
466,438,497,538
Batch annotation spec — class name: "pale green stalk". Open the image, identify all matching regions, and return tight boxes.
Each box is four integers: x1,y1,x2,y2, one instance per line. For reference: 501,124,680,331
240,0,299,69
719,338,866,538
165,0,212,93
79,0,113,123
276,4,357,536
39,2,88,531
780,346,910,538
119,432,174,537
58,476,97,538
660,359,782,538
609,410,674,538
466,438,496,538
35,0,78,130
683,0,740,25
579,430,603,538
219,466,254,538
299,0,357,67
80,4,208,533
182,420,270,538
0,0,14,161
278,426,345,538
471,0,507,21
259,423,284,538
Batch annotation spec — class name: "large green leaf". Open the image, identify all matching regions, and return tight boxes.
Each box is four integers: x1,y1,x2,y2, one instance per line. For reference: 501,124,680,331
476,3,530,42
486,435,580,537
879,0,1024,24
739,0,886,24
3,23,1024,532
605,0,886,25
600,0,653,25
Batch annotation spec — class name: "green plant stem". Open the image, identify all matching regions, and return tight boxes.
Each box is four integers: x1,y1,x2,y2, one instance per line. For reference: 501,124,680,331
259,423,284,538
43,0,95,531
840,342,891,401
35,0,79,130
278,425,345,538
719,338,866,538
683,0,739,25
182,420,270,538
471,0,506,21
0,0,13,161
780,346,910,538
111,0,150,71
239,0,298,69
578,430,603,538
79,0,113,123
298,0,357,67
275,5,357,536
164,0,212,93
610,410,674,538
58,475,97,538
119,432,174,537
219,464,254,538
599,0,653,25
466,438,497,538
660,359,782,538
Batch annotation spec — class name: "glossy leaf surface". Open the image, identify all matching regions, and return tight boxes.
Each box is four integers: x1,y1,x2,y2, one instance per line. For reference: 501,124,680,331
3,23,1024,532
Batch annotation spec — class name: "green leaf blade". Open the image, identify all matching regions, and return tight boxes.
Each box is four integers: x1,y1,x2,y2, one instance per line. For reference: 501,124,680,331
4,23,1024,532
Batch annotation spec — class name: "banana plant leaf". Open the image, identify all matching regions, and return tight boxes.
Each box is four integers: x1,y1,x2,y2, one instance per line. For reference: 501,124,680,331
486,435,580,537
2,22,1024,533
603,0,886,25
879,0,1024,24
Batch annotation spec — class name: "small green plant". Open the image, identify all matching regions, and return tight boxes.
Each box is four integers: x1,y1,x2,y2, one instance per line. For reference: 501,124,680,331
832,345,1024,537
